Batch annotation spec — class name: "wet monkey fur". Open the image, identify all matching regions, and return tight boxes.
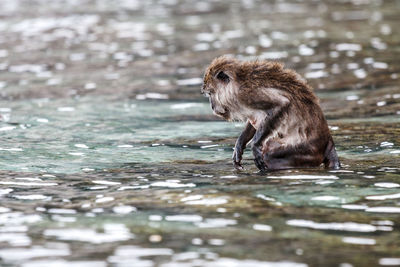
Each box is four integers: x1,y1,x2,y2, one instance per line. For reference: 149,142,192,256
201,56,340,171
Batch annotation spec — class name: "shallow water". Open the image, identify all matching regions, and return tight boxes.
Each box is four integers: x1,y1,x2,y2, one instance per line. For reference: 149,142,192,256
0,0,400,266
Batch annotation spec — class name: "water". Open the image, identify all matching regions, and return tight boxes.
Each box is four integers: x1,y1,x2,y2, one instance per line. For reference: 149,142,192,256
0,0,400,266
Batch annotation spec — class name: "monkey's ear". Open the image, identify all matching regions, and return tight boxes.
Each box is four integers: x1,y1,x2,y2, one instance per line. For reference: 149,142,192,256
216,71,230,83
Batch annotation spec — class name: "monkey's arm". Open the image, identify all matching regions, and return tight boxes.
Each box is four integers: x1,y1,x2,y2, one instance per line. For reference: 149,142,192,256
238,87,290,171
233,121,256,170
248,91,290,171
251,105,289,171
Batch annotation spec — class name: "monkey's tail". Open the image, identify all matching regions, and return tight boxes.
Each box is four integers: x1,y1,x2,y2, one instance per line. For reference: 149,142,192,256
323,138,340,169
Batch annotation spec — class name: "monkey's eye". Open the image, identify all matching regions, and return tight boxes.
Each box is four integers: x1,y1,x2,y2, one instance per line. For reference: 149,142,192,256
216,71,229,83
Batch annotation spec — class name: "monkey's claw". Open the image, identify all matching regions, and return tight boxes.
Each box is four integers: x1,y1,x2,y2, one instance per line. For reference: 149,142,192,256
233,161,244,170
232,149,244,170
254,156,267,172
252,146,267,171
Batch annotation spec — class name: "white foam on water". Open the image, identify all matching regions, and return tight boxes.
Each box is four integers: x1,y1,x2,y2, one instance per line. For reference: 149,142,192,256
341,204,368,210
0,212,42,225
223,29,244,39
193,43,210,51
287,219,379,232
184,197,228,206
149,215,163,221
13,195,50,200
44,224,133,244
268,175,339,180
196,32,215,42
209,258,307,267
308,63,326,69
47,208,76,214
0,188,13,195
201,144,219,149
89,186,108,190
220,175,238,179
0,126,16,131
366,207,400,213
373,62,388,69
118,185,149,191
176,78,203,86
165,215,202,222
371,220,394,226
0,181,57,186
315,180,335,185
311,196,341,201
181,195,203,202
21,260,106,267
260,51,288,59
374,182,400,188
354,69,367,79
151,181,196,188
0,225,27,232
259,34,272,48
366,193,400,200
336,43,362,51
136,93,169,100
305,70,328,79
15,177,42,181
51,215,76,223
96,197,115,203
57,107,75,112
298,44,314,56
0,148,23,152
253,224,273,231
208,239,225,246
379,258,400,266
117,144,133,148
377,101,387,107
112,205,136,214
108,245,173,266
342,237,376,245
0,233,31,246
92,180,121,185
256,194,276,202
68,152,85,156
0,246,70,262
170,103,203,109
74,144,88,149
36,118,49,123
196,218,237,228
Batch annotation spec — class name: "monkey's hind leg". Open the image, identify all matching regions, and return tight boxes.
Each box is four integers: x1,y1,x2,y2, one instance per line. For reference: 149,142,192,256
323,139,340,169
263,145,325,170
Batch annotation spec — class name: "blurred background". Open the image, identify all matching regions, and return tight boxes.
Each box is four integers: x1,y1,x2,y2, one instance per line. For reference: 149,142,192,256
0,0,399,266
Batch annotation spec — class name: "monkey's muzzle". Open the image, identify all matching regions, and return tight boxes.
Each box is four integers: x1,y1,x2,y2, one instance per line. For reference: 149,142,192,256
213,107,230,120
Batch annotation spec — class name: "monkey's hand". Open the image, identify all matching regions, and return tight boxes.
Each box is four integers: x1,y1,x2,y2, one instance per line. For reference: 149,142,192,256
232,121,256,171
232,147,244,170
252,145,267,171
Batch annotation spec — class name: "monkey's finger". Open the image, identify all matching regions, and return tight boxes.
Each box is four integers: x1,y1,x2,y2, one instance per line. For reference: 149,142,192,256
233,162,244,171
254,156,267,172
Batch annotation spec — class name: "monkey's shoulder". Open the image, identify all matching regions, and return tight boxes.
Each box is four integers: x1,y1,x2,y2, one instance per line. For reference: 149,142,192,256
237,86,291,110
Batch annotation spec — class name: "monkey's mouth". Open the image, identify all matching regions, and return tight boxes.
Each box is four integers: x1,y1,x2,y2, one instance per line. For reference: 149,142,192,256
213,108,230,120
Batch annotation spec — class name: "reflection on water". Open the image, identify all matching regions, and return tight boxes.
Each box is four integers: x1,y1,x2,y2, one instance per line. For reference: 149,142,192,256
0,0,400,266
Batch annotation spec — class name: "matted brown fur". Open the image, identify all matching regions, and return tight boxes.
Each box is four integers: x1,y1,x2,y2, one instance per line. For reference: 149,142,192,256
202,55,340,171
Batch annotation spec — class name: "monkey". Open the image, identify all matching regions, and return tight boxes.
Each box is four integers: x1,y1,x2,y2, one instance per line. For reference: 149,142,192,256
201,55,340,171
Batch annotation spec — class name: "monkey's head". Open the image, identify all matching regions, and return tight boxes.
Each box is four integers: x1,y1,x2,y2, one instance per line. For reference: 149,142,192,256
201,56,239,121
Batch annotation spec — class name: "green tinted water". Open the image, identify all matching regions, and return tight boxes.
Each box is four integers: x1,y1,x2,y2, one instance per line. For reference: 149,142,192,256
0,0,399,266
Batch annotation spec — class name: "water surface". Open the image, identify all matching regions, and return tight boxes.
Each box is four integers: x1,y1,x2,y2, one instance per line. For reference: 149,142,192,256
0,0,399,266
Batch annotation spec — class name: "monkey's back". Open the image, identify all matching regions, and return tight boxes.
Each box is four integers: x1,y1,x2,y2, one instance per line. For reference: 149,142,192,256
236,62,339,170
